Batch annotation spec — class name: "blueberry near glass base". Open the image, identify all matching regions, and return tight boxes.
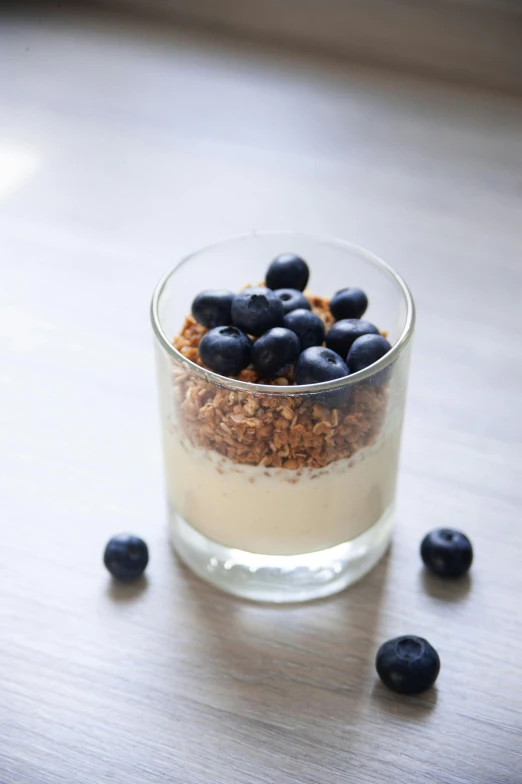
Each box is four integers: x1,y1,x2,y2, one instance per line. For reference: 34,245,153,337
421,528,473,578
151,232,414,603
103,534,149,581
376,636,441,694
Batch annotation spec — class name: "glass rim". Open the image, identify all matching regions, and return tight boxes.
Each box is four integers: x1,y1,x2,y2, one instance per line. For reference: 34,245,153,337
150,230,415,395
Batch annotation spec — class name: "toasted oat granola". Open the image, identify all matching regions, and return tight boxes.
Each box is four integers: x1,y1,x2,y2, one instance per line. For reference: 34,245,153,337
172,294,387,470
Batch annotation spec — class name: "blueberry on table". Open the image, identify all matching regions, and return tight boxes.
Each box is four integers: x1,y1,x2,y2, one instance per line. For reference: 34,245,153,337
274,288,311,315
421,528,473,578
199,326,252,376
376,636,440,695
330,287,368,320
346,334,391,372
191,289,234,329
231,287,284,336
294,346,349,385
104,534,149,581
326,319,379,359
283,308,325,351
251,327,300,376
266,253,310,292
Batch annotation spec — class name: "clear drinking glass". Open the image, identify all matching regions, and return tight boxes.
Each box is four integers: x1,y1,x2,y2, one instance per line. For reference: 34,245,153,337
151,232,414,602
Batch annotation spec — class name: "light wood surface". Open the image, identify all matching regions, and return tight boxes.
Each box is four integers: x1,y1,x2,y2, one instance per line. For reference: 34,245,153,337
1,5,521,783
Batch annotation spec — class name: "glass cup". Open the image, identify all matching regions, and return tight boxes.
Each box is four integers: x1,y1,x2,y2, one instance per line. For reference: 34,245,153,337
151,232,414,602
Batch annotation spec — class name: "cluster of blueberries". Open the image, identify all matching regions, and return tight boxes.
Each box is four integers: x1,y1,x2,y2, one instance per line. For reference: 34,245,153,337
190,253,392,382
104,528,473,695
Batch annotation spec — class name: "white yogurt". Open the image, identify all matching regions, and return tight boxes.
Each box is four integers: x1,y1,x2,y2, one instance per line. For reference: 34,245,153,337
163,427,401,556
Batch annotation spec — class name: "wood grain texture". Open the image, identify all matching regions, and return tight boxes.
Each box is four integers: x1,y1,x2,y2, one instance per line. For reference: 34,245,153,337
1,5,521,783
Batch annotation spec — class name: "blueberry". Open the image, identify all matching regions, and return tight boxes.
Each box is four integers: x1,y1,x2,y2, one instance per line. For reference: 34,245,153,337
251,328,300,376
326,319,380,358
104,534,149,581
191,289,234,329
376,636,440,695
294,346,349,385
199,326,251,376
283,308,325,351
266,253,309,292
274,288,311,315
346,334,391,372
421,529,473,578
231,287,284,337
330,288,368,320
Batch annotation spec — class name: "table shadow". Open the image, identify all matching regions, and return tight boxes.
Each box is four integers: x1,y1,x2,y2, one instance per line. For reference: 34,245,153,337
420,569,472,603
172,544,393,726
105,574,149,602
371,680,438,719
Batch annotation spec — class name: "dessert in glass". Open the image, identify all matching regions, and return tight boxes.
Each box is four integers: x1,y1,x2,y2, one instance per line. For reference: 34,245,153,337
151,232,414,602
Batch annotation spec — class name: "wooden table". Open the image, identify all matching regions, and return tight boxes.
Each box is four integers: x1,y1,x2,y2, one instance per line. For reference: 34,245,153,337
1,5,521,783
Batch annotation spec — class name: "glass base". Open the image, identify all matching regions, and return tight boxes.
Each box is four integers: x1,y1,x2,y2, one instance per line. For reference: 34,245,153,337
169,506,394,603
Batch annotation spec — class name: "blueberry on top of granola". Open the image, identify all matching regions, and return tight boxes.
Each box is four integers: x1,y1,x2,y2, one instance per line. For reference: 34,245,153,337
347,334,392,372
266,253,309,292
199,326,252,376
231,287,284,337
294,346,350,385
326,319,380,359
191,289,234,329
274,288,311,314
283,308,325,352
188,254,389,381
330,287,368,320
251,328,301,377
